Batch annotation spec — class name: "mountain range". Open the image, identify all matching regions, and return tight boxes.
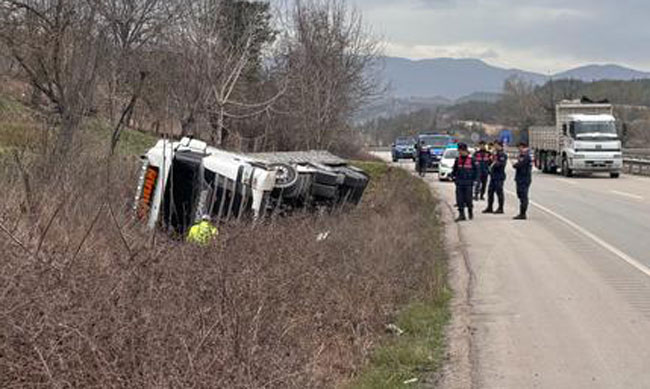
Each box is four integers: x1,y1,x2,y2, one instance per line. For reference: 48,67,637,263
381,57,650,100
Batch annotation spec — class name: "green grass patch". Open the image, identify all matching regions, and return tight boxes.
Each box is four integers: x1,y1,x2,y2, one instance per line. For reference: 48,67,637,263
0,94,29,117
84,118,157,156
351,291,450,389
0,91,157,157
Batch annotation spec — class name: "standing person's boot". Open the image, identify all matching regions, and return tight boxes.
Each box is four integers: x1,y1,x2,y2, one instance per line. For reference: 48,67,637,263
495,197,505,214
468,207,474,220
455,209,466,222
514,202,528,220
482,207,493,214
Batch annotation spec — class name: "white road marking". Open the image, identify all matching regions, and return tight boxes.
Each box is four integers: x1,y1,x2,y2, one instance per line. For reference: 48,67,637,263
611,190,644,200
505,189,650,279
557,179,578,185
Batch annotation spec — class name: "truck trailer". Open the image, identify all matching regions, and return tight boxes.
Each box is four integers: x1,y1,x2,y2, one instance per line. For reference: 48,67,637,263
529,99,623,178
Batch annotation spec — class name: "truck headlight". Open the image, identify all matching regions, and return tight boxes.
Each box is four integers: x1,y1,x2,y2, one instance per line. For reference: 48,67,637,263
573,154,585,159
613,153,622,158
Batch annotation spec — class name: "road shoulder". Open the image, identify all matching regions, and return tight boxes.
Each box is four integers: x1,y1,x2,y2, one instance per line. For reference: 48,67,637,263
432,191,475,389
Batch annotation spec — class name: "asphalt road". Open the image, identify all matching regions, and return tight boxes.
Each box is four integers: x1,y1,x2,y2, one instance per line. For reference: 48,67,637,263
376,153,650,389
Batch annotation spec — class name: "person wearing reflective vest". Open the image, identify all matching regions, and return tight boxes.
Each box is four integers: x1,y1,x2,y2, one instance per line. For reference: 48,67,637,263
473,141,491,201
483,140,508,214
187,215,219,245
451,143,478,222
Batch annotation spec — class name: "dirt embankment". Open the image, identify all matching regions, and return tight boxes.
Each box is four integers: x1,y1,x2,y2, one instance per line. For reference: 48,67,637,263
0,138,447,388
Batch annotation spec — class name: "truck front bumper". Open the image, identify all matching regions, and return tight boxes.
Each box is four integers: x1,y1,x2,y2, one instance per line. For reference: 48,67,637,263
571,158,623,172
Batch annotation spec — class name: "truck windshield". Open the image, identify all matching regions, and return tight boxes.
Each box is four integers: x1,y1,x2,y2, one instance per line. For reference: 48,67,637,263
420,135,451,147
574,121,617,136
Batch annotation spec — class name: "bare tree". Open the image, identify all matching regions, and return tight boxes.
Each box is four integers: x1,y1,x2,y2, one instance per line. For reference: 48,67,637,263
0,0,108,156
270,0,382,151
499,75,544,131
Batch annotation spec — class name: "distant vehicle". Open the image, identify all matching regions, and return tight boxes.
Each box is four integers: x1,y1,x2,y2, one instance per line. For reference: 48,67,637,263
438,148,459,181
415,133,454,171
529,99,623,178
499,129,513,146
135,137,369,234
391,136,416,162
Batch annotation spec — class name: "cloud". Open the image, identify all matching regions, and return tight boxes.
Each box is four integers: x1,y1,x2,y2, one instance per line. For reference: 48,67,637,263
352,0,650,73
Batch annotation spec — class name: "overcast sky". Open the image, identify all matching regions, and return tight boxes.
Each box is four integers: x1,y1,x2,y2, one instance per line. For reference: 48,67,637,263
351,0,649,73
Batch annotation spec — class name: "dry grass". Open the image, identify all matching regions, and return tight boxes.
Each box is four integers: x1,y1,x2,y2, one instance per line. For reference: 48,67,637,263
0,141,446,388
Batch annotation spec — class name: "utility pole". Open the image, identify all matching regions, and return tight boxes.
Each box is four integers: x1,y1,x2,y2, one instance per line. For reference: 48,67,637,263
549,71,556,125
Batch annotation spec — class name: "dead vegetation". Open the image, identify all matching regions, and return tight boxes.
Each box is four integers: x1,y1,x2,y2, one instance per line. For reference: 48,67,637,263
0,145,445,388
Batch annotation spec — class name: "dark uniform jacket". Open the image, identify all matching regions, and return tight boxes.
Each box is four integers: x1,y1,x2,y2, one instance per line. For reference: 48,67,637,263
473,149,491,176
452,155,478,186
514,150,532,184
490,150,508,181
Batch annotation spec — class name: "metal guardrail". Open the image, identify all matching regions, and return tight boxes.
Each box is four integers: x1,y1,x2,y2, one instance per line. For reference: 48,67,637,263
623,158,650,176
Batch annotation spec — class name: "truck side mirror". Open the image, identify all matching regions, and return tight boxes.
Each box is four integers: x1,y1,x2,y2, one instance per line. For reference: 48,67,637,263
562,124,567,136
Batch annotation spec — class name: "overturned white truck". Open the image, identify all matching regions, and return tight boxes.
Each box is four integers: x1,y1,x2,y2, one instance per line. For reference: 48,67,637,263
134,137,369,234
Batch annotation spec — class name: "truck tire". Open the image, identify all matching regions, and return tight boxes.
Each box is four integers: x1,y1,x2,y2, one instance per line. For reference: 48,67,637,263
269,163,299,189
311,183,338,199
610,172,620,179
541,154,549,173
313,171,339,186
561,158,573,177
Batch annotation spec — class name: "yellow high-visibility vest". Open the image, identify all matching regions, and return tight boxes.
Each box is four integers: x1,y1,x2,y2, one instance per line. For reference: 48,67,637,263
187,221,218,245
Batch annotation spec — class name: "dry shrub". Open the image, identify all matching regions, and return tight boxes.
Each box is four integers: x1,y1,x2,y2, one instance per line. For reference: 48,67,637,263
0,146,444,388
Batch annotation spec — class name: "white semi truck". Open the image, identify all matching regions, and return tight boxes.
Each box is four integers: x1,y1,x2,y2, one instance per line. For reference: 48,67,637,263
134,137,369,234
529,99,623,178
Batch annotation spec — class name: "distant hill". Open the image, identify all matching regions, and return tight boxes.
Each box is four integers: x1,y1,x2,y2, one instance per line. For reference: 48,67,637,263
555,64,650,82
354,95,452,124
381,57,650,100
455,91,503,104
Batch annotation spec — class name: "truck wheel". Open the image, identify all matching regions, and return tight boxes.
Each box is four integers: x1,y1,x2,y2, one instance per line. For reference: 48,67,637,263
269,163,299,189
561,158,573,177
311,183,338,199
313,171,339,186
610,172,620,179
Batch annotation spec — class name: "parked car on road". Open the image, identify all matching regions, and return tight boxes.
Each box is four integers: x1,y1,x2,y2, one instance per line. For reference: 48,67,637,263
391,136,416,162
438,148,459,181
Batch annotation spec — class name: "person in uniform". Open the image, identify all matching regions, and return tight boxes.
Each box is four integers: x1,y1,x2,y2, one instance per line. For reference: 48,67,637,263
473,141,490,201
415,139,429,177
513,142,532,220
483,140,507,214
451,143,477,222
187,215,219,245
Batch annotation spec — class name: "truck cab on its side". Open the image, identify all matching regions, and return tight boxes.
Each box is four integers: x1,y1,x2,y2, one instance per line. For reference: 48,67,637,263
134,137,370,235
